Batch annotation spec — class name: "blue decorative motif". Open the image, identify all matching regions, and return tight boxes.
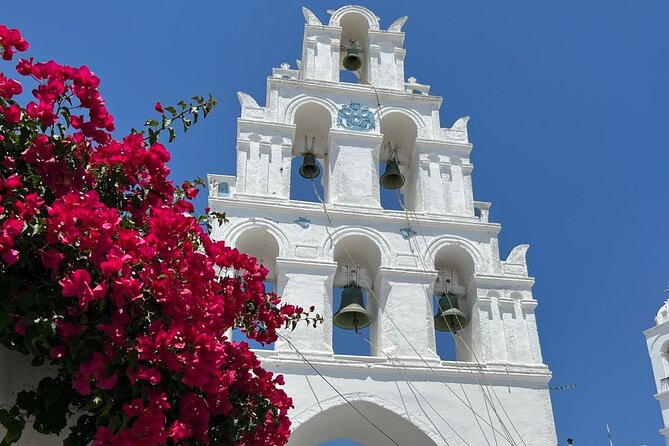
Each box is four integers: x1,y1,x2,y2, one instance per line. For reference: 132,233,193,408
400,227,417,240
295,217,311,229
337,102,375,132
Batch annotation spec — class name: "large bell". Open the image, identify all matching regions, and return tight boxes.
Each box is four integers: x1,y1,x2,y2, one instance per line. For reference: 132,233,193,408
333,284,373,332
380,159,405,190
299,152,320,179
343,48,363,72
434,292,469,332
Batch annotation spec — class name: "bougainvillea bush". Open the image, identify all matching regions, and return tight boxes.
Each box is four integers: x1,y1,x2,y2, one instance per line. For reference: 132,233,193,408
0,25,319,446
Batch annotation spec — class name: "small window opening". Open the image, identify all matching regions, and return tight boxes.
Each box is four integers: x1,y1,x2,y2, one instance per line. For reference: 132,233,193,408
217,182,229,198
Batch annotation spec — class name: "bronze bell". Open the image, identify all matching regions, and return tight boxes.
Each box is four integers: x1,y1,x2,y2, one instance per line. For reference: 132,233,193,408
380,159,405,190
434,292,469,332
299,152,320,179
343,48,363,72
333,283,373,332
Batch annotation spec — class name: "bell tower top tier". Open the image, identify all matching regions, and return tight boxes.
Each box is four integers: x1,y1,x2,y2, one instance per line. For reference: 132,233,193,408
301,5,408,89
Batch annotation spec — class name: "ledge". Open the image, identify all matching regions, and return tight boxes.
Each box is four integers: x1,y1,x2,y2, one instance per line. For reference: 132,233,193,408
208,196,502,234
253,350,553,384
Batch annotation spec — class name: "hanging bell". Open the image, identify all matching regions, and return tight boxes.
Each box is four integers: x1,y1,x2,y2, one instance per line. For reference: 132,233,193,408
434,292,469,332
333,284,373,332
299,152,320,179
343,48,363,72
380,159,405,190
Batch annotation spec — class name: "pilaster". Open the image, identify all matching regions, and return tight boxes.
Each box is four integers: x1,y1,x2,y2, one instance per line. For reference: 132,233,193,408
275,259,338,356
372,267,439,361
326,129,383,208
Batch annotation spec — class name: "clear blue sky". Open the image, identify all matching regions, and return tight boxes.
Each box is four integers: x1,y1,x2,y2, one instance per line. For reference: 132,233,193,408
5,1,669,445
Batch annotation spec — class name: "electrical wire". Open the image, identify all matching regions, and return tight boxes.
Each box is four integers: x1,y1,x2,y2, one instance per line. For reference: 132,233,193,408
278,333,401,446
309,180,515,446
395,190,528,446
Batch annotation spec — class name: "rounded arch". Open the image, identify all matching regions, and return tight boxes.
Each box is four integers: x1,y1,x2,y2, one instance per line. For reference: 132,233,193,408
426,236,483,278
321,226,392,270
379,110,419,166
223,218,292,262
378,106,427,140
329,6,380,31
285,95,338,128
290,393,441,445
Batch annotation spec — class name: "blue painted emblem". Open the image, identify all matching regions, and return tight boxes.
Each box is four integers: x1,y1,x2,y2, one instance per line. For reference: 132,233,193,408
295,217,311,229
400,227,417,240
337,102,375,132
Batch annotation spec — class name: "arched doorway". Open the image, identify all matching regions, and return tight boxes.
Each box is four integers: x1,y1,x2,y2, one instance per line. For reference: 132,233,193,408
289,400,438,446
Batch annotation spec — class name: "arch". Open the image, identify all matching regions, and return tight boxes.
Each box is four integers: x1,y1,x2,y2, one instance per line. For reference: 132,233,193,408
223,219,292,261
285,95,338,128
292,101,332,159
425,236,483,277
321,226,392,270
329,6,380,31
378,106,428,140
290,393,441,445
379,111,418,167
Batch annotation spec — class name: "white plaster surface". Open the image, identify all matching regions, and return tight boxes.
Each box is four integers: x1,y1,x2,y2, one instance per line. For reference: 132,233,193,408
207,5,558,445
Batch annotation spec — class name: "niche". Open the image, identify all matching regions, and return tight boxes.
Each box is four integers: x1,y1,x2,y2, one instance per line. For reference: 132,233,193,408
290,102,331,203
378,112,417,211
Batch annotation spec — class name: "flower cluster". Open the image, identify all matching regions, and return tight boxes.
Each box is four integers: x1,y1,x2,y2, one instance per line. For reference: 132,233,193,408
0,26,319,446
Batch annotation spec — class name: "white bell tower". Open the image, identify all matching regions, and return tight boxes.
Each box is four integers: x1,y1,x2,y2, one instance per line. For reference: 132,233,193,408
208,5,558,445
644,292,669,446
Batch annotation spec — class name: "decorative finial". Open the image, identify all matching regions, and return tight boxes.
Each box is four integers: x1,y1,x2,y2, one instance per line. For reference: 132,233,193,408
408,76,417,84
280,62,290,70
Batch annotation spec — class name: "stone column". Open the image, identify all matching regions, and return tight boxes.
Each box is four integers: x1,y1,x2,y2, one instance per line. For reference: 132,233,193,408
372,268,439,361
326,129,383,208
275,259,337,357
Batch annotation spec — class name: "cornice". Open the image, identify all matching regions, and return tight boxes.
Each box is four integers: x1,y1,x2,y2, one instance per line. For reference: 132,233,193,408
267,76,443,105
209,196,502,235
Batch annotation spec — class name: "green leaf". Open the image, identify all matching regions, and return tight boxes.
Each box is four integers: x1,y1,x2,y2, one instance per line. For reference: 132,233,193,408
0,408,25,446
0,311,12,329
168,127,176,143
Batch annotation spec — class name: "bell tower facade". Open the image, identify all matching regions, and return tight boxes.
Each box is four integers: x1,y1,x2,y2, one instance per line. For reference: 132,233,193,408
208,6,557,445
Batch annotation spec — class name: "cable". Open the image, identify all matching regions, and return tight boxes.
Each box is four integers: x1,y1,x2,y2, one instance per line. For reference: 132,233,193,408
278,333,401,446
396,190,527,446
310,180,512,446
307,73,524,445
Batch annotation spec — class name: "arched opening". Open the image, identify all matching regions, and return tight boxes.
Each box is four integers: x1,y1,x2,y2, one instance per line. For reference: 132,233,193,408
379,112,417,211
331,235,382,356
291,102,331,203
289,400,437,446
231,227,280,350
432,244,475,361
339,13,370,84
